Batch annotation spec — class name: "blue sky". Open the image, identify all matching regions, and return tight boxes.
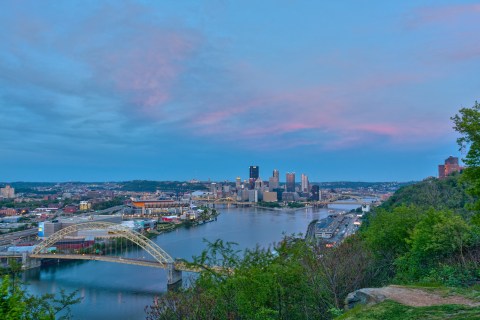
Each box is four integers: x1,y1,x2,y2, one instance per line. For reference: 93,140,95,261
1,0,479,182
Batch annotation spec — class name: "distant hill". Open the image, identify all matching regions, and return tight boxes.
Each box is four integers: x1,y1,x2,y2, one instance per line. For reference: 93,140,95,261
312,181,415,190
119,180,208,192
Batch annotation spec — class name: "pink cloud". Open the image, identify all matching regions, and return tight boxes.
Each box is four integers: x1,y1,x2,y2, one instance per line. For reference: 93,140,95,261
408,4,480,28
87,28,201,119
180,67,449,151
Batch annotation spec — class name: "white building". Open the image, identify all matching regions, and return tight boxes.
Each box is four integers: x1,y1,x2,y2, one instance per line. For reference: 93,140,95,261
301,174,309,193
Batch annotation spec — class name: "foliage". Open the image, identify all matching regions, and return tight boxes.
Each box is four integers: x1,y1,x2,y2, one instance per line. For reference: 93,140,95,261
452,101,480,214
286,202,304,208
364,206,423,259
146,237,376,319
380,175,474,215
394,209,475,283
257,201,281,208
0,260,81,320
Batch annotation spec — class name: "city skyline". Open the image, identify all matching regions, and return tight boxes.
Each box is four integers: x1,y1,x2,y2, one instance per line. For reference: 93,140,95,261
1,1,478,182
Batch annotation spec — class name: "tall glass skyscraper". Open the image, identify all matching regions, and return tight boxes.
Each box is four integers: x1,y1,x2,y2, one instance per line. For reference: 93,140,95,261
249,166,259,179
286,172,295,192
249,166,259,189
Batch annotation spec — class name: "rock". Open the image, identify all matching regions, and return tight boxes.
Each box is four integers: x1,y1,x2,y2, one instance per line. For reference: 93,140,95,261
344,288,387,310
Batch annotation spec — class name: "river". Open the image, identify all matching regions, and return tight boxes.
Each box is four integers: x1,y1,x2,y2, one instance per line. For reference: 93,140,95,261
23,203,360,320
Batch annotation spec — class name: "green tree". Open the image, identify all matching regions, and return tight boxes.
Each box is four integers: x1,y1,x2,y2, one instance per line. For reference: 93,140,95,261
146,238,340,319
363,206,423,261
452,101,480,215
395,209,473,282
0,260,81,319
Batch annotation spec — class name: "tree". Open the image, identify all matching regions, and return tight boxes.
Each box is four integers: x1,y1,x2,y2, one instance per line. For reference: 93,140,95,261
452,102,480,214
395,209,473,282
363,206,424,261
0,261,81,319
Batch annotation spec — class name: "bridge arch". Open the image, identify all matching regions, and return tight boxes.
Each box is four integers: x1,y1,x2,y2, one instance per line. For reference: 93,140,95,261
32,222,174,266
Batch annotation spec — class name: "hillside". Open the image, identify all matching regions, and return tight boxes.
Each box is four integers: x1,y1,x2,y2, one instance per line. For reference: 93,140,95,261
380,173,474,214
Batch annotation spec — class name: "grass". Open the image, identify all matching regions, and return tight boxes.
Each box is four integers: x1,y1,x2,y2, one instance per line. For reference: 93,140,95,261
337,300,480,320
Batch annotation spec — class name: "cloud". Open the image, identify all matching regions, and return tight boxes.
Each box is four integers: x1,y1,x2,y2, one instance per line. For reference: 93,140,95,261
0,0,464,162
406,3,480,28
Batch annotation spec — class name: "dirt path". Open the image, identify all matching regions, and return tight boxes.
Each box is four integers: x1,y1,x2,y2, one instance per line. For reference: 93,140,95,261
370,285,480,307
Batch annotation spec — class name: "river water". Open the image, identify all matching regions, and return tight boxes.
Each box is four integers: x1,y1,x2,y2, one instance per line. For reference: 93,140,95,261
23,204,360,320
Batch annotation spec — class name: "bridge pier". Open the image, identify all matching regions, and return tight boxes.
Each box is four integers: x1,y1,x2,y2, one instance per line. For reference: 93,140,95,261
22,253,41,270
167,262,182,290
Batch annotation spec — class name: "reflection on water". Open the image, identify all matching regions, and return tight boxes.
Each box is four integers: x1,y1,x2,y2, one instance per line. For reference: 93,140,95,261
24,205,341,320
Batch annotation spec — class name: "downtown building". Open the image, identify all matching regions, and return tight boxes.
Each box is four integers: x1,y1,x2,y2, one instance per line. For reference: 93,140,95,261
310,185,320,201
301,174,309,193
249,166,259,189
286,172,295,192
268,169,280,191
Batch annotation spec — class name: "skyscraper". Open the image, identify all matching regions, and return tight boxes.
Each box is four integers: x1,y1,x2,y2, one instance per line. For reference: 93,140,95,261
286,172,295,192
310,185,319,201
273,169,279,179
249,166,259,179
301,174,309,193
269,169,280,191
249,166,259,189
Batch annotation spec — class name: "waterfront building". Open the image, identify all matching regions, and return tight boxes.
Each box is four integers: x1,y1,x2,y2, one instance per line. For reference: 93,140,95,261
0,185,15,199
301,174,309,193
263,191,278,202
286,172,295,192
131,200,188,215
248,190,258,203
438,156,462,179
240,189,249,201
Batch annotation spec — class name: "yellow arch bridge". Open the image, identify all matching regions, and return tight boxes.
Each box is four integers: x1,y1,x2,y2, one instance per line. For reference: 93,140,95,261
23,222,224,288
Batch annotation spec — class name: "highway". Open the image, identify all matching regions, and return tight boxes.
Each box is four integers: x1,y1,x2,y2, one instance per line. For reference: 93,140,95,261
0,228,38,247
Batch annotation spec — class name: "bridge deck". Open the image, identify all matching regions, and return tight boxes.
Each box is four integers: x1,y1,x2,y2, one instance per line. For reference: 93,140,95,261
31,253,170,269
29,253,211,272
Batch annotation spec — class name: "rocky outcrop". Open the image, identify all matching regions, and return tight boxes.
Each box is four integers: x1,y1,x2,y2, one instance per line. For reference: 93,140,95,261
345,285,480,310
345,288,387,310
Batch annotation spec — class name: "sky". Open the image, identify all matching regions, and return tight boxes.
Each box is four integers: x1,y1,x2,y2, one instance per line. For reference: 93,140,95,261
1,0,479,182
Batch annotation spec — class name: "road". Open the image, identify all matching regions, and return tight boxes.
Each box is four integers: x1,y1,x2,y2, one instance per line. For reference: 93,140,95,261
0,228,38,247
